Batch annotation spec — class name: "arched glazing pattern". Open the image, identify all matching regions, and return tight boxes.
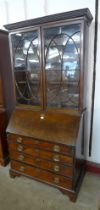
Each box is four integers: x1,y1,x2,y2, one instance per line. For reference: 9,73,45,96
11,30,41,106
44,24,81,109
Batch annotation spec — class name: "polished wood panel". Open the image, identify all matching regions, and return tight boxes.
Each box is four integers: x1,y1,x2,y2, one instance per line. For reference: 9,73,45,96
11,160,73,190
7,109,80,145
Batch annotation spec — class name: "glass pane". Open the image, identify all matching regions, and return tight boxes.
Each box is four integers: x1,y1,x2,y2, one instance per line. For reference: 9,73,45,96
11,31,40,106
44,24,80,109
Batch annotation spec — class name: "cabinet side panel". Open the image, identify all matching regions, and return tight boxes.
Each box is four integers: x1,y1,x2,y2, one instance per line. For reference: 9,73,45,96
0,31,15,118
74,115,85,188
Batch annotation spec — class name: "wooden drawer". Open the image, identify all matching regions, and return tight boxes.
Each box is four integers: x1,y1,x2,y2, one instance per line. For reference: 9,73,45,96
8,134,74,155
9,144,73,165
11,160,73,190
10,150,73,177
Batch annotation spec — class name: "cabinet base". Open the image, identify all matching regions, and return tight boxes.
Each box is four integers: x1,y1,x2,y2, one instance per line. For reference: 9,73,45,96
0,156,9,166
10,169,21,178
9,166,85,202
60,168,85,202
60,189,77,202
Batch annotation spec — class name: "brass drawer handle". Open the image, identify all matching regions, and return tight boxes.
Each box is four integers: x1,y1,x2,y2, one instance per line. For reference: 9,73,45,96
53,155,60,162
19,166,25,172
53,145,60,152
16,137,22,143
17,145,24,152
53,165,60,172
54,177,60,184
18,155,24,161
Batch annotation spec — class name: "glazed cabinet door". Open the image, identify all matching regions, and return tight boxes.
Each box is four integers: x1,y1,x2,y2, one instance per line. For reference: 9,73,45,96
42,22,82,110
10,28,42,108
10,21,83,111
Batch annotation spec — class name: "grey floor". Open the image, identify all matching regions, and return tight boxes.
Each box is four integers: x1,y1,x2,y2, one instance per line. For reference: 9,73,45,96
0,165,100,210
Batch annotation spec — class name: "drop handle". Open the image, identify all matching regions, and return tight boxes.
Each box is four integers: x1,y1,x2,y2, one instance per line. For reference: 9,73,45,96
16,137,23,143
53,155,60,162
53,165,60,172
53,145,60,152
18,155,24,161
17,145,24,152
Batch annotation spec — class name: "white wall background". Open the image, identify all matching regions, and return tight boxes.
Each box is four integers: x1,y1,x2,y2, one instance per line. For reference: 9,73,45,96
0,0,99,163
91,1,100,163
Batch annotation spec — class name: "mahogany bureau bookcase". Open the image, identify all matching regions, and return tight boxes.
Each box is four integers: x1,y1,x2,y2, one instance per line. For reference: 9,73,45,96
4,8,93,201
0,30,14,166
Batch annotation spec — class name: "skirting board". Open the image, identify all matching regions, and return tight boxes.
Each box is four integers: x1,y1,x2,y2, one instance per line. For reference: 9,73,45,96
86,161,100,175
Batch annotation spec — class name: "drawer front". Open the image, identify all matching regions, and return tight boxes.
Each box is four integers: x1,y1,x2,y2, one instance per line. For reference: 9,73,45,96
10,151,73,177
9,144,73,165
8,134,73,155
11,160,72,190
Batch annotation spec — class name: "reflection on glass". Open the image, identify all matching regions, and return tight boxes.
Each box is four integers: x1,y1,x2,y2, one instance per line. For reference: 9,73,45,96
11,31,40,106
44,24,80,108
